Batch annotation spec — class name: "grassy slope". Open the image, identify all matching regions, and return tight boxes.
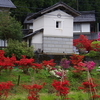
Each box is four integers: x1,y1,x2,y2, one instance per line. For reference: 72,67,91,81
0,66,100,100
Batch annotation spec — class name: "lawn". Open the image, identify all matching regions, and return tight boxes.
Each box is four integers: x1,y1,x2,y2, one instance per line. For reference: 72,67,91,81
0,66,100,100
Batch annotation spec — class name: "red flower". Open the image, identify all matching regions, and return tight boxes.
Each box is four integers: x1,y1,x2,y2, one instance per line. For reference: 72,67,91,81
0,81,14,99
22,83,46,100
91,94,100,99
73,35,92,51
78,79,97,93
70,54,84,66
0,50,17,71
52,80,70,99
32,63,43,69
42,59,56,67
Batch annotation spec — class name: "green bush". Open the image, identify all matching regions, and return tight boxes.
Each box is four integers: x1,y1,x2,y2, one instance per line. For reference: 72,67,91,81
4,39,34,59
85,50,97,58
91,41,100,46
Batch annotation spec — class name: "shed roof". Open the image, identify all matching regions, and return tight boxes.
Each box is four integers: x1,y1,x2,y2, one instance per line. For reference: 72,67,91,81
27,1,80,20
74,11,95,22
23,29,43,39
0,0,16,8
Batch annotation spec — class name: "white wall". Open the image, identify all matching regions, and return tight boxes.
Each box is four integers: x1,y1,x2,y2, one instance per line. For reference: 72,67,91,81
31,32,42,43
33,16,44,32
33,10,74,37
43,10,73,37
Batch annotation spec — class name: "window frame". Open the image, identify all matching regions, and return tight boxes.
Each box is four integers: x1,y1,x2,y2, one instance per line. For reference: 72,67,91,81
54,19,63,29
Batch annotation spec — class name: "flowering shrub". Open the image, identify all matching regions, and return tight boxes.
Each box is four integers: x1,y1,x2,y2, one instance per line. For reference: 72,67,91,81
32,63,43,70
84,61,96,71
73,35,92,52
0,81,14,99
52,80,70,100
91,41,100,52
42,59,56,71
78,78,100,99
49,68,63,78
16,55,34,74
91,94,100,99
42,59,56,67
22,83,46,100
78,79,97,92
73,62,86,73
0,50,16,73
70,54,84,65
60,58,70,70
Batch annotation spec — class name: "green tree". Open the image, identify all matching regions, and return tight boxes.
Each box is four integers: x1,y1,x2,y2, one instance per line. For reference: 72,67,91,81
4,39,34,60
10,0,100,23
0,12,23,41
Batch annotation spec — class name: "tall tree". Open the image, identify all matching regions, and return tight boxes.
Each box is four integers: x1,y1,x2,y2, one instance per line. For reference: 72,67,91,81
0,12,23,41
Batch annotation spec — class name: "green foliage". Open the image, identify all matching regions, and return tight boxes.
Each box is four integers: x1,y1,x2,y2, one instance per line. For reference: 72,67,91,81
4,39,34,59
68,91,88,100
67,70,87,91
0,12,23,41
91,41,100,46
86,50,97,58
10,0,100,23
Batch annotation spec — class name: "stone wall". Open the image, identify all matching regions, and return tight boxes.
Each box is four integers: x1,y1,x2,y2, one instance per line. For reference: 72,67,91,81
43,36,73,54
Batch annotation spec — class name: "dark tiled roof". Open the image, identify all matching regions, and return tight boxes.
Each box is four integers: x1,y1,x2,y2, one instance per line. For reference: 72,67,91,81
24,13,34,24
27,1,80,20
0,0,16,8
74,11,95,22
24,11,96,24
23,29,43,39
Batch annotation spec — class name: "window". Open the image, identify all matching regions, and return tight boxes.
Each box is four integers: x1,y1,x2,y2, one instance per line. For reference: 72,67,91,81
73,23,90,33
73,23,81,32
0,39,5,46
56,21,61,28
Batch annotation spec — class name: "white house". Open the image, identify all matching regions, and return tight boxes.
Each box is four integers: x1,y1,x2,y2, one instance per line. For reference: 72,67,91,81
23,2,80,55
0,0,16,48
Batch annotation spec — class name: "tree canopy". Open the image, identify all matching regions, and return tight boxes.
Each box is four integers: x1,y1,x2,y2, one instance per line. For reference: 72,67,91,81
0,12,23,41
10,0,100,23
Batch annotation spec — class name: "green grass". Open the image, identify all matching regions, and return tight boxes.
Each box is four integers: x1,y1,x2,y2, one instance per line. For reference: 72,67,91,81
0,66,100,100
7,92,89,100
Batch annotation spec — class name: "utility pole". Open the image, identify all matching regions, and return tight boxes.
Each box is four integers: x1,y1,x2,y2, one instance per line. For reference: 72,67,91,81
76,0,79,11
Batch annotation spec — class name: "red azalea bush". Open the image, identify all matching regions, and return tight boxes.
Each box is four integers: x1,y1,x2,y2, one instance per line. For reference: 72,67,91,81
52,80,70,100
73,35,92,52
0,50,16,73
91,94,100,99
32,63,43,70
78,79,97,93
16,55,34,74
22,83,46,100
73,62,86,73
42,59,56,71
70,54,84,65
78,78,100,99
0,81,14,99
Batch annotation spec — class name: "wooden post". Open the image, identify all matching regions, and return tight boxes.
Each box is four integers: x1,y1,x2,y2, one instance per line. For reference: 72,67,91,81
17,75,20,86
